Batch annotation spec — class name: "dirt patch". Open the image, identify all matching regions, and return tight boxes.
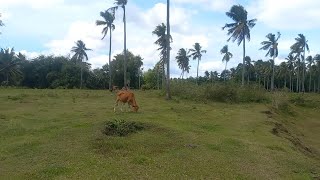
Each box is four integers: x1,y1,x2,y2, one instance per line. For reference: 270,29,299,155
261,110,273,118
271,122,316,158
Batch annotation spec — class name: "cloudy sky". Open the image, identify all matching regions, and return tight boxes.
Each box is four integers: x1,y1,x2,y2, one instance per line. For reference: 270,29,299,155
1,0,320,77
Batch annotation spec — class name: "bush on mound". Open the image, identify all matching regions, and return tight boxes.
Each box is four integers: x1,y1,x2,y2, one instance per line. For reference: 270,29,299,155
103,119,146,136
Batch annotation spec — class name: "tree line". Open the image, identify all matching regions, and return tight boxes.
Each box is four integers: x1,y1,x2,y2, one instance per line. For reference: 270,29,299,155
0,48,142,89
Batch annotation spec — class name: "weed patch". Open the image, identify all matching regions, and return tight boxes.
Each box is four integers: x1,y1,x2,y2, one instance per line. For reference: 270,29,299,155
103,119,147,137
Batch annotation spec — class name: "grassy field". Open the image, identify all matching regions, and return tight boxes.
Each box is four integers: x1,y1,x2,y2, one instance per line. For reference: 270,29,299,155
0,88,320,179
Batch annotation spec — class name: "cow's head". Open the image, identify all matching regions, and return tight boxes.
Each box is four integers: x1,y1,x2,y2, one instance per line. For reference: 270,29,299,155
131,105,139,112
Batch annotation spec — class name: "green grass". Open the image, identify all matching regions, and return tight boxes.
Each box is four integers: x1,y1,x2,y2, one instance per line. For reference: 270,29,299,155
0,88,320,179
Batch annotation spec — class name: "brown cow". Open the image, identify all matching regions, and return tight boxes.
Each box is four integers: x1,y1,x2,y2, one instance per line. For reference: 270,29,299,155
114,90,139,112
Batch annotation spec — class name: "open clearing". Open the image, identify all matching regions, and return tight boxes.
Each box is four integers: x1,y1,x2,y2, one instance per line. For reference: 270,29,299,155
0,89,320,179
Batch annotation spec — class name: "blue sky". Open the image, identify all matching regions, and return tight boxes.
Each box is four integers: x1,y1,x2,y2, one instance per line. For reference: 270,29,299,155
1,0,320,77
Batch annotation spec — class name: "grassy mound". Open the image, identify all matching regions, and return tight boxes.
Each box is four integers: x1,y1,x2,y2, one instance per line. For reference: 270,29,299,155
103,119,146,136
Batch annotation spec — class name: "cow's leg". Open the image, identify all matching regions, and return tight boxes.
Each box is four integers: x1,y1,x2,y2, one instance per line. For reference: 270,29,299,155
120,102,125,112
114,99,119,112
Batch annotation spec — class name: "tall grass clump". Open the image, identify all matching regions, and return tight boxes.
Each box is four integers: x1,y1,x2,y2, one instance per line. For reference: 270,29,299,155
103,119,146,137
170,81,269,103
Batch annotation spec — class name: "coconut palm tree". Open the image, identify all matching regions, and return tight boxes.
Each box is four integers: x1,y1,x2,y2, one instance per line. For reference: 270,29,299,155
96,10,115,91
189,42,206,85
152,23,172,89
220,45,233,81
259,32,281,91
176,48,190,79
313,54,320,92
166,0,171,99
71,40,92,89
109,0,128,87
222,5,257,86
306,55,314,92
0,48,22,85
290,34,309,92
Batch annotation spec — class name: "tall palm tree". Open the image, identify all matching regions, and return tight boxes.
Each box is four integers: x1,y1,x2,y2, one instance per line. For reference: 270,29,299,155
110,0,128,87
220,45,233,81
0,48,22,85
223,5,257,86
71,40,92,89
152,23,172,89
286,54,295,92
306,55,314,92
166,0,171,100
290,34,309,92
176,48,190,79
96,10,115,91
189,42,206,85
259,32,281,91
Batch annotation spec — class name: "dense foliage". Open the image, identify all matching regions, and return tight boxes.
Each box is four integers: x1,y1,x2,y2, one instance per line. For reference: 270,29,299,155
0,48,143,89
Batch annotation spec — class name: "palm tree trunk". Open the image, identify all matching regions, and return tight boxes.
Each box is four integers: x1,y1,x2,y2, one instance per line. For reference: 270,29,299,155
314,80,316,92
196,58,200,85
318,76,320,93
6,73,9,85
224,61,227,82
108,27,112,91
242,38,245,86
162,64,165,89
123,6,127,88
157,69,159,90
302,48,306,92
296,68,299,92
309,69,312,92
289,73,292,92
271,56,275,91
80,61,83,89
166,0,171,100
264,77,266,89
247,69,249,84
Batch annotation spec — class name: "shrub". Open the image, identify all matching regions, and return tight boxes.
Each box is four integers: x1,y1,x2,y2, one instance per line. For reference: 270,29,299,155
170,82,269,103
271,92,295,115
103,119,146,137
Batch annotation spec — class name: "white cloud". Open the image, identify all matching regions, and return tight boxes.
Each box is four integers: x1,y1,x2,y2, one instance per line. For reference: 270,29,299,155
173,0,235,12
248,0,320,30
0,0,64,9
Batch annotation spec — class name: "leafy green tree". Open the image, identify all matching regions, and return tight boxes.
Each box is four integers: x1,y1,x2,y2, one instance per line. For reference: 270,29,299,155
223,5,257,86
290,34,309,92
110,50,143,88
260,32,281,91
96,10,115,90
109,0,128,87
176,48,190,79
220,45,233,81
189,42,206,85
0,48,22,85
71,40,92,89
